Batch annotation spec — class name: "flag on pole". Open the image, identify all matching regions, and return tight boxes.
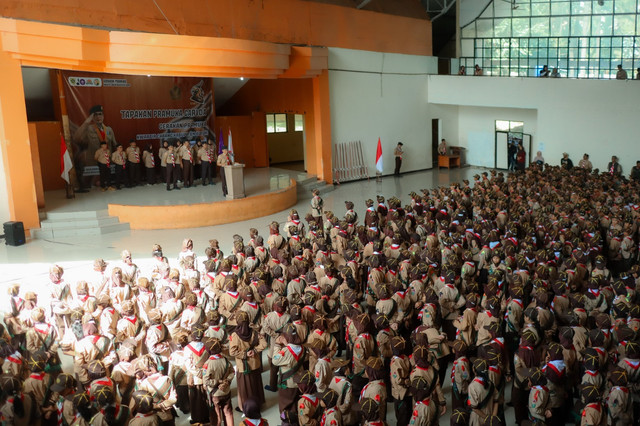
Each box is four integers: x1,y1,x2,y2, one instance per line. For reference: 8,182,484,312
375,137,383,173
227,128,234,163
60,134,73,184
218,128,224,154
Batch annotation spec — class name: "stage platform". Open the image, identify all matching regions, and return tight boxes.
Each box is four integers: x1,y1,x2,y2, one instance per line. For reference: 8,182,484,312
39,167,309,232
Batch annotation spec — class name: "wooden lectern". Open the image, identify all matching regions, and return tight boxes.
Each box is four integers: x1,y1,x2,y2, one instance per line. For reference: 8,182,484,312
224,164,245,199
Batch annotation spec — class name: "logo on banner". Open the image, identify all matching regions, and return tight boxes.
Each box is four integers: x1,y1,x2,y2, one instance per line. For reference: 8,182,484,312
68,77,102,87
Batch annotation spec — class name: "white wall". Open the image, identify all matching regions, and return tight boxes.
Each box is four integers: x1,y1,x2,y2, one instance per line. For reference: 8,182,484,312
428,75,640,173
457,106,537,168
329,48,458,179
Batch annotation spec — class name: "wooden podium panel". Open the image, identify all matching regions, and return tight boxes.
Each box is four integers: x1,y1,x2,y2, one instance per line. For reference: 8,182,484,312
224,164,245,199
438,155,460,169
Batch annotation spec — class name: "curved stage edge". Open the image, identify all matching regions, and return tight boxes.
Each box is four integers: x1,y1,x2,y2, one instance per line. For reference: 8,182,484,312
107,179,297,230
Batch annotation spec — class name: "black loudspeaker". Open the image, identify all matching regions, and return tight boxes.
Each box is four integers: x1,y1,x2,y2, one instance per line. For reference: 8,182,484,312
3,221,25,246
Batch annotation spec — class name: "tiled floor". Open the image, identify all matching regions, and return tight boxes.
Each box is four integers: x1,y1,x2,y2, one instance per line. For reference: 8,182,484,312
0,165,513,426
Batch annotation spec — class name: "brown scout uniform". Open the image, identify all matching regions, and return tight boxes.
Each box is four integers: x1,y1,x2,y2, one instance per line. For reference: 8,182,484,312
137,373,178,423
408,398,437,426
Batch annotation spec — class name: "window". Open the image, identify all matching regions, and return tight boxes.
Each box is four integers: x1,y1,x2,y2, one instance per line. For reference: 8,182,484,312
459,0,640,79
294,114,304,132
266,113,287,133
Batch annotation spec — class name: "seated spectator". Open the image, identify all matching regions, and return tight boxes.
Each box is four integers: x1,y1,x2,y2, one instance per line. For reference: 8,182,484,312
550,68,560,78
539,65,550,77
616,64,628,80
438,139,447,155
561,152,573,170
630,160,640,182
608,155,622,176
474,64,483,76
532,151,544,165
578,153,592,171
457,65,466,75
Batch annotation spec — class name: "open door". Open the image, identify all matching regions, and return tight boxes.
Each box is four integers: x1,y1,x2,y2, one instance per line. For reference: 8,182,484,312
495,132,508,169
432,119,439,167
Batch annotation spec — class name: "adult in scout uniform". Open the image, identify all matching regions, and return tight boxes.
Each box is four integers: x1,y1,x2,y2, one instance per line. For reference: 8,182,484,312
229,311,267,410
217,147,231,197
163,144,180,191
126,139,142,186
180,140,195,188
203,338,235,426
142,144,156,185
73,104,117,190
200,140,216,186
272,324,307,413
394,142,403,176
111,144,129,189
94,141,114,191
159,140,169,182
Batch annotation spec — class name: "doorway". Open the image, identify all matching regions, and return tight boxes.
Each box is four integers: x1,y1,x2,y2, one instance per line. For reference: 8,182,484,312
432,119,440,167
266,113,306,171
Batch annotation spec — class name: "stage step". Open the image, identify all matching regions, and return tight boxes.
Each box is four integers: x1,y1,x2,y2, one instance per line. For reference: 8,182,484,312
31,210,130,239
296,176,335,199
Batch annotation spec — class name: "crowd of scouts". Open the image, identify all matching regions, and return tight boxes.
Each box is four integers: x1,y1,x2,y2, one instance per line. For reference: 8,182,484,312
93,138,232,194
1,163,640,426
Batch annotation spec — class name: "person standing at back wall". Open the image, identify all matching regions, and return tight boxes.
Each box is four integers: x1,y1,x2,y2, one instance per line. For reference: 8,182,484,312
394,142,404,176
217,147,231,197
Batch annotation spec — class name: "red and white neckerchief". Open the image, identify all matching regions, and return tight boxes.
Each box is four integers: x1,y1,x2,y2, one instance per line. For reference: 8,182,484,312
105,150,110,167
120,151,126,168
30,372,45,381
170,153,175,165
188,149,193,162
134,149,139,162
150,152,155,167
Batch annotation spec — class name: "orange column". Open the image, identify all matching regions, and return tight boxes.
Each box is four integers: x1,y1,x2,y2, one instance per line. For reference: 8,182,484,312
312,70,333,183
0,50,40,234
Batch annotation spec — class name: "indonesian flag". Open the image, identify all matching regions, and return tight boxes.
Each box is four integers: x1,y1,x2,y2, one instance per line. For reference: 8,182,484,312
375,137,383,173
228,128,234,163
60,134,73,184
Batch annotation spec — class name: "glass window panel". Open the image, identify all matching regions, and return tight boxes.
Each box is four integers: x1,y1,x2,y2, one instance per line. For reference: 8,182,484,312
494,18,511,37
531,17,550,36
551,1,570,15
612,37,623,47
513,2,530,16
461,39,474,57
477,19,494,37
530,38,539,48
600,37,611,48
496,120,510,132
600,47,611,58
512,18,530,37
531,2,550,16
510,121,524,133
549,38,558,49
571,16,591,36
462,24,476,39
614,0,636,14
275,114,287,133
592,15,613,36
539,38,548,48
550,17,570,36
614,15,635,36
266,114,275,133
571,1,592,15
593,0,613,14
294,114,304,132
493,1,512,18
559,38,569,48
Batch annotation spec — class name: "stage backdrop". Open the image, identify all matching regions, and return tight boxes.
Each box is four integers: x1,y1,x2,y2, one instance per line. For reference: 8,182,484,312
62,72,215,173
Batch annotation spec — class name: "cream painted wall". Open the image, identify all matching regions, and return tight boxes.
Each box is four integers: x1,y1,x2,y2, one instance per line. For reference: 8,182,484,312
428,75,640,173
328,48,458,179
